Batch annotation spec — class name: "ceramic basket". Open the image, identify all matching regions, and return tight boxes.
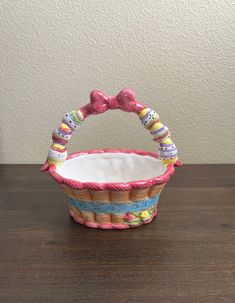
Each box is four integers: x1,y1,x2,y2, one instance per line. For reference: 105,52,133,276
41,89,181,229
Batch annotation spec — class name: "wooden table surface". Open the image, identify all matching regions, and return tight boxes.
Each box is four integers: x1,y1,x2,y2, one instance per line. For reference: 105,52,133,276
0,164,234,303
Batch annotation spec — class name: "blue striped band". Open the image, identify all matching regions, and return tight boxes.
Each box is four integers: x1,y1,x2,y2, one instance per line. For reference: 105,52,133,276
69,194,160,214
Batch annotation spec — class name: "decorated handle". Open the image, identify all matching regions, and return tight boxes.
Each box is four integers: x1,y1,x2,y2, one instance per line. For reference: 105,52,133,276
41,89,180,171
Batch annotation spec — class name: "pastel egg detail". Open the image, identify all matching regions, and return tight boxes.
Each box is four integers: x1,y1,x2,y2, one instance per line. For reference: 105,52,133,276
139,108,149,119
63,110,84,130
161,136,173,145
76,110,84,121
53,128,72,142
48,149,67,163
159,143,177,159
51,143,66,152
162,157,178,165
46,100,179,169
139,108,159,129
149,121,162,132
139,107,178,164
151,125,170,142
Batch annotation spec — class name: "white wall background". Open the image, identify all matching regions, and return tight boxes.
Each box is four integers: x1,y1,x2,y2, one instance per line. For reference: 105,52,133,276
0,0,234,164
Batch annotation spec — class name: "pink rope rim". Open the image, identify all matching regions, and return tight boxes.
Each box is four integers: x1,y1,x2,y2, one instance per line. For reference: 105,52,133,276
48,148,175,190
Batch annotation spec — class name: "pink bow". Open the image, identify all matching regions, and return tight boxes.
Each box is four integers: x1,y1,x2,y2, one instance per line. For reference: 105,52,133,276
80,89,145,118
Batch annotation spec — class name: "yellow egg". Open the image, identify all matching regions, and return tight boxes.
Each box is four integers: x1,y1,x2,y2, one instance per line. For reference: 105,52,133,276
52,143,65,150
60,123,70,130
149,122,163,132
162,157,178,165
139,210,149,219
139,108,150,119
161,137,173,145
48,159,58,166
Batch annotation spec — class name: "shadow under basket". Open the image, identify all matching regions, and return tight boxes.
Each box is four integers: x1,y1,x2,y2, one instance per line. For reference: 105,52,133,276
48,149,175,229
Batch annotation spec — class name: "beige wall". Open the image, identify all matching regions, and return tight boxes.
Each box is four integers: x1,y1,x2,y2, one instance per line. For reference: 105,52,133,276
0,0,234,164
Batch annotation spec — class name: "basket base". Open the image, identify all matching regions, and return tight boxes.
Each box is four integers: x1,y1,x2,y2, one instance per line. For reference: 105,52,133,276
69,207,158,229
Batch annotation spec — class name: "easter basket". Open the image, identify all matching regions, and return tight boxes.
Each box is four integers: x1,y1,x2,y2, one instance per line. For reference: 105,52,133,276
41,89,181,229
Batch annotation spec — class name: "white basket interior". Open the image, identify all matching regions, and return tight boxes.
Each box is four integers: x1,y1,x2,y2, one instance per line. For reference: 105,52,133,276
56,152,166,183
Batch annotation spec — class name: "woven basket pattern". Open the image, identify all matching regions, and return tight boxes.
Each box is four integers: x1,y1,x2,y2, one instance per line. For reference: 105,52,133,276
62,183,165,227
62,183,165,203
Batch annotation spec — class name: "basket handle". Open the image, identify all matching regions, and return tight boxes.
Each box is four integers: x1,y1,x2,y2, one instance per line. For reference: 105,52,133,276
41,89,181,171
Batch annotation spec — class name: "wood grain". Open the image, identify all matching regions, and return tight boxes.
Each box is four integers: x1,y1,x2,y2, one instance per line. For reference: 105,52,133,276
0,164,234,303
